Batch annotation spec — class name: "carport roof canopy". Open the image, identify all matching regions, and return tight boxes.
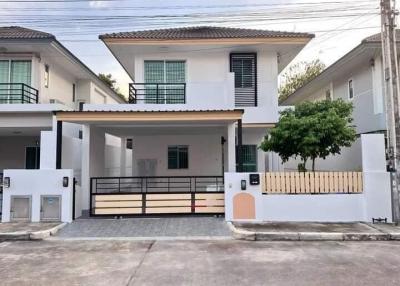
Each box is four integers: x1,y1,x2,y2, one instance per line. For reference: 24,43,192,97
55,110,244,136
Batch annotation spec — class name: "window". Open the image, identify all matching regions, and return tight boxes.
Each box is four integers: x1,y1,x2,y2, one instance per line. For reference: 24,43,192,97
348,79,354,99
0,60,32,103
230,53,257,107
78,101,85,111
72,83,76,102
0,60,31,84
144,60,185,103
126,138,133,150
44,65,50,88
236,145,257,172
168,146,188,169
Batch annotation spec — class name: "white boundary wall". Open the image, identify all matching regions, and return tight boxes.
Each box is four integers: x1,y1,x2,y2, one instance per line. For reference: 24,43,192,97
1,169,74,223
225,134,393,222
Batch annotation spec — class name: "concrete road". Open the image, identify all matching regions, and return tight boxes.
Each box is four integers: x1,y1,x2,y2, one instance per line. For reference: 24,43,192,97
1,240,400,286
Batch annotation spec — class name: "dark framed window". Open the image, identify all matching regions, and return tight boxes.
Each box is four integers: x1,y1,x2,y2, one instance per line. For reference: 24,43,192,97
168,145,188,169
230,53,257,107
72,83,76,102
44,65,50,88
348,79,354,99
126,138,133,150
236,145,257,172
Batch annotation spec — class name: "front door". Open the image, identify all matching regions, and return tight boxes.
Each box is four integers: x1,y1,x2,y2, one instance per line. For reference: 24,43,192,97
25,146,40,169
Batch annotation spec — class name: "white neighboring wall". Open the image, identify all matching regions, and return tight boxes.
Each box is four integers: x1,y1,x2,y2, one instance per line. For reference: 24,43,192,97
1,169,74,223
224,134,392,222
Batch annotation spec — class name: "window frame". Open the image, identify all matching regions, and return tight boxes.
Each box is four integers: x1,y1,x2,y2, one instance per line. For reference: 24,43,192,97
168,145,189,170
348,78,354,100
44,64,50,88
0,59,32,85
236,144,258,172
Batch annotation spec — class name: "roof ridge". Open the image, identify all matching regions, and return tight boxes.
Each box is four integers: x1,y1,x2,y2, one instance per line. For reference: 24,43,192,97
99,25,314,40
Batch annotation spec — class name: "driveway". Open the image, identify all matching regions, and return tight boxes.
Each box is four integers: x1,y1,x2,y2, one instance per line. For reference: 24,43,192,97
1,240,400,285
56,217,231,239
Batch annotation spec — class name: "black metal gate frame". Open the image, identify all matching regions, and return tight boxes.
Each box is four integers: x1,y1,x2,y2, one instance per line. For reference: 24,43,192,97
90,176,224,217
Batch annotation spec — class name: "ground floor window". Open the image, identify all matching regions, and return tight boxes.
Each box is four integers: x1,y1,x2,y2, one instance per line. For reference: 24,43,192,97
168,145,188,169
236,145,257,172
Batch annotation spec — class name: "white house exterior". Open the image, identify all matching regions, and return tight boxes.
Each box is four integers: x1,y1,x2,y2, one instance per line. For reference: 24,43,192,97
0,26,125,221
50,26,313,219
280,31,392,172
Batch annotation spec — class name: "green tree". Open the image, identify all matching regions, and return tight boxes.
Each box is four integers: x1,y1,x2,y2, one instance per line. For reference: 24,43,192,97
279,59,325,103
260,99,356,171
98,73,126,101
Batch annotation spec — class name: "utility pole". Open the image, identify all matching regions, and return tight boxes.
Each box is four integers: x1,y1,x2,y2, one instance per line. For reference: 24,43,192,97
381,0,400,222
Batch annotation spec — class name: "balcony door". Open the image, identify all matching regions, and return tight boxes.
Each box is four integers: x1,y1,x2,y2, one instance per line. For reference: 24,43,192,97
230,53,257,107
0,60,32,103
144,60,185,104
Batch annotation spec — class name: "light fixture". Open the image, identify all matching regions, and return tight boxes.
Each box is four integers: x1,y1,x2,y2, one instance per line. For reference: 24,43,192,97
63,177,69,187
3,177,10,188
241,179,247,191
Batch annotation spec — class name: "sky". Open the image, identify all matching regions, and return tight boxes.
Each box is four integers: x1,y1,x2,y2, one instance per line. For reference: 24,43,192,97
0,0,381,96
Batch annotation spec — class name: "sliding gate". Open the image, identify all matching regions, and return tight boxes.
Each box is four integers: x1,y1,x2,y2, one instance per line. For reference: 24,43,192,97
90,176,224,216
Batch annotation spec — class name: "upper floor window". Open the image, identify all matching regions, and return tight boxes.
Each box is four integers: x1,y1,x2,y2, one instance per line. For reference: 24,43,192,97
348,79,354,99
0,60,31,85
144,60,185,83
143,60,185,104
72,83,76,102
230,53,257,107
44,65,50,88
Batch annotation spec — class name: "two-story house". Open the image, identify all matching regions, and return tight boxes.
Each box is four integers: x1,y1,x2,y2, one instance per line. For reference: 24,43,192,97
49,26,313,218
0,26,125,218
281,31,390,171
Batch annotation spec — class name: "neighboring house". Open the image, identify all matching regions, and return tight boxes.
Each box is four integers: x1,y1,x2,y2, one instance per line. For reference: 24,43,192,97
280,31,391,171
0,26,124,172
281,31,389,136
0,26,125,217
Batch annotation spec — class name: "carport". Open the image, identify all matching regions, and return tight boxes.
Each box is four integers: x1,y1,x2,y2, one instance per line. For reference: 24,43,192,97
55,109,244,217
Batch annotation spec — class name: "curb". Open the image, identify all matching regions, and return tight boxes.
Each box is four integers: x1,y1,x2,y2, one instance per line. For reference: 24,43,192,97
0,223,67,241
228,222,399,241
227,222,256,241
30,223,67,240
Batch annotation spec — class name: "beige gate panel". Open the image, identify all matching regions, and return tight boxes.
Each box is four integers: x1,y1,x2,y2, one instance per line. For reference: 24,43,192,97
95,201,142,208
196,206,225,213
94,208,142,215
146,200,191,207
146,194,191,200
145,207,192,214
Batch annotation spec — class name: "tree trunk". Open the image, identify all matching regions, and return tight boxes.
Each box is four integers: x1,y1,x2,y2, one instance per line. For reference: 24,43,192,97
312,158,316,172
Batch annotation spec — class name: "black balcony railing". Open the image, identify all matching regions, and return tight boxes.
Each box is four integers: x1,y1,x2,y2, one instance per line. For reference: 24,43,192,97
0,83,39,104
129,83,186,104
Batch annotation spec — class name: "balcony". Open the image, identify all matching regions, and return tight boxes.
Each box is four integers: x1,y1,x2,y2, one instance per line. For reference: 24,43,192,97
0,83,39,104
129,83,186,104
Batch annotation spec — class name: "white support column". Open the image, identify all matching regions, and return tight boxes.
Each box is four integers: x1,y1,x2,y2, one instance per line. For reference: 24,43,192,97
227,123,236,172
120,137,127,177
81,124,105,214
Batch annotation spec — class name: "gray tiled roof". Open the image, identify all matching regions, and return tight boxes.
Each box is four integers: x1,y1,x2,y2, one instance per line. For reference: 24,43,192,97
100,26,314,40
0,26,55,40
362,30,400,43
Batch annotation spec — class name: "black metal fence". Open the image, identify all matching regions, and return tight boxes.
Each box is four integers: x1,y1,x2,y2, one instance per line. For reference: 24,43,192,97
0,83,39,103
128,83,186,104
91,176,224,194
